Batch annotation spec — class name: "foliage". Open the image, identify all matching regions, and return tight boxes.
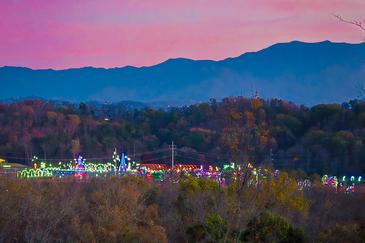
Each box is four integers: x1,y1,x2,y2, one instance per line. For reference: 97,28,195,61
0,174,365,242
242,211,305,243
186,213,227,243
2,98,365,175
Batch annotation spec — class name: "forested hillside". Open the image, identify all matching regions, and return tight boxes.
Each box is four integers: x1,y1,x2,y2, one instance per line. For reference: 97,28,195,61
1,97,365,175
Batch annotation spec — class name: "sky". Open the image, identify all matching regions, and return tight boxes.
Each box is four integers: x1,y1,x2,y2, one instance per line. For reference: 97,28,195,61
0,0,364,69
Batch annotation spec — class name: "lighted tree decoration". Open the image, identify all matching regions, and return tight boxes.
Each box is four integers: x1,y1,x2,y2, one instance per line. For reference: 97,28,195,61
73,154,86,177
32,156,39,169
112,148,120,172
74,154,86,170
119,152,126,172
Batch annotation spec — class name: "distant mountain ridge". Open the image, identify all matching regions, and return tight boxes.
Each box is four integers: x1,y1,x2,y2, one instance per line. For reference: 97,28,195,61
1,40,365,105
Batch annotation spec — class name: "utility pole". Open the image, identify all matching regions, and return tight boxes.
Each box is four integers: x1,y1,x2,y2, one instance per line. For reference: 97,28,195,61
268,148,274,168
132,142,136,164
170,141,176,171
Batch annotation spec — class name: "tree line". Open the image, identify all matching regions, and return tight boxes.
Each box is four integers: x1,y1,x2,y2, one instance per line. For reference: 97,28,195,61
1,97,365,175
1,173,365,242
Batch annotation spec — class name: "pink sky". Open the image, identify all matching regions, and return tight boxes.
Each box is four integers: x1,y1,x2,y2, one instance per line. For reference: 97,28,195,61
0,0,364,69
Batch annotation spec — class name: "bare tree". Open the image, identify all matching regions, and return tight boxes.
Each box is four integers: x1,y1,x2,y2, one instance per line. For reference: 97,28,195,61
355,82,365,99
333,14,365,32
334,14,365,99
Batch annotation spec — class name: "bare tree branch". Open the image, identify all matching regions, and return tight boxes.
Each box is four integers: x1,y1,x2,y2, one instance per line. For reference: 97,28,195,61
355,81,365,99
334,14,365,100
333,14,365,31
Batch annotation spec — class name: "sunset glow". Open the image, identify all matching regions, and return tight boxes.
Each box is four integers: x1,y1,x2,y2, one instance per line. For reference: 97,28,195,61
1,0,364,69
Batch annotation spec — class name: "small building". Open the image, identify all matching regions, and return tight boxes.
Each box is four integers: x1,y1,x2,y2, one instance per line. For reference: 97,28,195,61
0,159,29,177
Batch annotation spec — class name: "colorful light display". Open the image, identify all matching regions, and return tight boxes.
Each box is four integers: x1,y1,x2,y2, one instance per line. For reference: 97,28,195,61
112,148,120,172
17,155,264,185
321,174,364,193
17,168,53,178
16,154,364,195
322,175,338,188
119,152,126,172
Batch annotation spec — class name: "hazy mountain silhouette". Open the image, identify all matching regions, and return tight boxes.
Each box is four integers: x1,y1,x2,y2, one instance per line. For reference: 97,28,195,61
1,40,365,105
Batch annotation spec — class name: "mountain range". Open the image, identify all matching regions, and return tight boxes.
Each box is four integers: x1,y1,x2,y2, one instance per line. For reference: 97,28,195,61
1,40,365,106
